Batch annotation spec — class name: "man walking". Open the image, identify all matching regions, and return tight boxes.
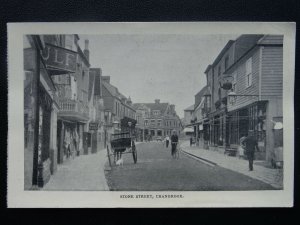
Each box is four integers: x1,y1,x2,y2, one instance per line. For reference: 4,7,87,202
170,130,179,158
242,130,259,171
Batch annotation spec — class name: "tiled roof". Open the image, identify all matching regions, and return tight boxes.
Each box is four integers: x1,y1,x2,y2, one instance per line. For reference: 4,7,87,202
102,81,118,97
257,35,283,45
134,102,169,114
194,86,209,109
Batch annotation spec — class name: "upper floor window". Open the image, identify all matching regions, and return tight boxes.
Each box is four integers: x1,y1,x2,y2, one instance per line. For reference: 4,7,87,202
144,120,148,126
246,57,252,88
153,110,160,116
157,120,161,126
225,56,229,70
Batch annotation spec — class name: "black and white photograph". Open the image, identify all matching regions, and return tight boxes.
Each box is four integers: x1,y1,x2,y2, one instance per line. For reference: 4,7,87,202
7,22,295,207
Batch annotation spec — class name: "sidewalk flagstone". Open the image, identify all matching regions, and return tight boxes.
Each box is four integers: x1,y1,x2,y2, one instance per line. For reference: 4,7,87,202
44,148,109,191
180,141,283,189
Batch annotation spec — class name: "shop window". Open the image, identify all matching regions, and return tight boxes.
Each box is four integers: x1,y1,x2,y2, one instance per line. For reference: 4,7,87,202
157,130,162,136
246,57,252,88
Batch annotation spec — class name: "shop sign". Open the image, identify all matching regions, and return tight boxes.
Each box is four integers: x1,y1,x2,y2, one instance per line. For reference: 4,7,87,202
41,43,77,73
89,123,98,131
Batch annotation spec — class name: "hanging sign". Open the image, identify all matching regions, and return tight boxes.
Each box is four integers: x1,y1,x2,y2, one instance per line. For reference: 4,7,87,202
89,123,99,131
41,43,77,74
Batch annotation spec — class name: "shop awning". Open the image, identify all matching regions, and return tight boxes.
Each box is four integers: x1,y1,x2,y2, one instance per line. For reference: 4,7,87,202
183,127,194,133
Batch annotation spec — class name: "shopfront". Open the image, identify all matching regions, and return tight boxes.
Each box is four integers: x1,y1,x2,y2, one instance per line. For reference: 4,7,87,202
227,101,267,160
24,35,59,188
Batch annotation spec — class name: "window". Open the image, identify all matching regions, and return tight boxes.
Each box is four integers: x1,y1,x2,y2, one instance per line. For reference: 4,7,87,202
218,66,221,76
232,72,237,92
246,57,252,87
151,119,155,125
225,56,229,70
144,120,148,126
157,120,161,126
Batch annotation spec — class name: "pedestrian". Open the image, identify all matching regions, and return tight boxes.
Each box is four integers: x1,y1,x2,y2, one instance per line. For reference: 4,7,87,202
242,130,259,171
171,130,179,158
190,136,193,146
238,134,247,159
165,135,170,148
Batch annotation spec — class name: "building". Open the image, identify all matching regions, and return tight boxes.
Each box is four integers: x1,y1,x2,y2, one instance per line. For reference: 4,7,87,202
133,99,182,140
224,35,283,163
88,67,105,153
183,104,194,126
192,34,283,165
101,76,137,145
52,35,91,160
24,34,80,188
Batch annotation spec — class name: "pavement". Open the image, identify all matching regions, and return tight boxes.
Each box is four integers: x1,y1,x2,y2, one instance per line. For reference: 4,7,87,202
44,148,109,191
180,141,283,189
105,142,275,191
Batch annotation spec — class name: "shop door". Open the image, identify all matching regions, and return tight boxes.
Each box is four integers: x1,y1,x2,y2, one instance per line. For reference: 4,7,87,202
91,132,97,153
83,132,89,154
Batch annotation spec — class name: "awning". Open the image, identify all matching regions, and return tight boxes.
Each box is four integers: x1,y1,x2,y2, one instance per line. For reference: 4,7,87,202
183,127,194,133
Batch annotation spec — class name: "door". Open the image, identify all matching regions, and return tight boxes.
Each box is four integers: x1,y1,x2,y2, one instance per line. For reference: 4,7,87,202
83,132,88,154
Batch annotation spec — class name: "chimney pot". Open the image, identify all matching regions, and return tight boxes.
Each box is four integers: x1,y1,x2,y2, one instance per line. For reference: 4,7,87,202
155,99,160,104
85,39,89,50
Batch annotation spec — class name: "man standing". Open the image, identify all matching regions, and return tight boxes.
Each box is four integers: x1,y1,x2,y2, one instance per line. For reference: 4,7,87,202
170,130,179,158
242,130,259,171
165,135,170,148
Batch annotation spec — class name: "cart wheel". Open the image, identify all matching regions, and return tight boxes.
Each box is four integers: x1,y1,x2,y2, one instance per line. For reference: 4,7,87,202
132,144,137,163
106,145,112,167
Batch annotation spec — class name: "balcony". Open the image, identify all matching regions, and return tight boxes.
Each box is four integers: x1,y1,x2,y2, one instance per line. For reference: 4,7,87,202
58,98,89,122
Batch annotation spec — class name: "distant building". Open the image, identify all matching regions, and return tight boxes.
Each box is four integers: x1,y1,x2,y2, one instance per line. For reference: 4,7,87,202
183,104,194,126
133,99,182,140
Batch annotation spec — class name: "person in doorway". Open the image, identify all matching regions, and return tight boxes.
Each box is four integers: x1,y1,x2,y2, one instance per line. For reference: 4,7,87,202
165,135,170,148
74,129,79,156
190,136,193,147
171,130,179,158
242,130,259,171
238,134,247,159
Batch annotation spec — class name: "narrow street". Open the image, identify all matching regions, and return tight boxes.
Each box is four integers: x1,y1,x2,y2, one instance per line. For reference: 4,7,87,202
105,142,276,191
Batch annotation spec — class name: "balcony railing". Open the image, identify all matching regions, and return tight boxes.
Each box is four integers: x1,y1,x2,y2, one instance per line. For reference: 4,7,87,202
59,98,89,120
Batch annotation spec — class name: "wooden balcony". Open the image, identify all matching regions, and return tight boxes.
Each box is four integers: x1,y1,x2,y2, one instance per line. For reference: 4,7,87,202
58,98,89,122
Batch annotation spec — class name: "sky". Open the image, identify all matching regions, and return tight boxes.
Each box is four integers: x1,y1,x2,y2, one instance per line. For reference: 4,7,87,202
78,34,239,118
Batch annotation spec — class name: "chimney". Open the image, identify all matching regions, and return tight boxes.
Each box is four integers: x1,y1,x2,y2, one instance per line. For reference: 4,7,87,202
127,96,132,105
170,104,175,112
155,99,160,104
102,76,110,84
83,39,89,62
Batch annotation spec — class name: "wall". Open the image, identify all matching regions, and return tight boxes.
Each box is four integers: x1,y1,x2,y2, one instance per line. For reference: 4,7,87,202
261,46,283,98
227,47,260,112
212,43,235,107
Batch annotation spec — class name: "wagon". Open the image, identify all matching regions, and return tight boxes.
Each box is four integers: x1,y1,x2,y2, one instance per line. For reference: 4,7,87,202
106,132,137,167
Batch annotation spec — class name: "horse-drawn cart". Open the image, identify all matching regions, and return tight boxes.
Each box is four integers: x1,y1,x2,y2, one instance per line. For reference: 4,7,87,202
106,132,137,167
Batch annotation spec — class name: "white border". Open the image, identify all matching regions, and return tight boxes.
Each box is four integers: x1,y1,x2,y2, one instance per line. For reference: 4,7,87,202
7,22,295,208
